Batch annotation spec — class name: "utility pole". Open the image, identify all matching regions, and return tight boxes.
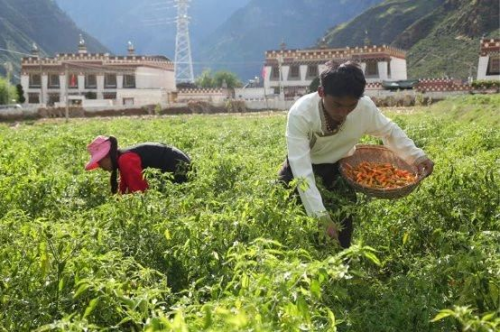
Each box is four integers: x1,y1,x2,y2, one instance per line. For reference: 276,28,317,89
277,54,284,101
3,62,13,103
39,58,44,106
3,62,12,84
174,0,194,84
65,63,69,121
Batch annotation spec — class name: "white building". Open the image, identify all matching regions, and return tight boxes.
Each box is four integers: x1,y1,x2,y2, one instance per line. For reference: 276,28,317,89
477,38,500,81
263,43,407,99
20,39,176,107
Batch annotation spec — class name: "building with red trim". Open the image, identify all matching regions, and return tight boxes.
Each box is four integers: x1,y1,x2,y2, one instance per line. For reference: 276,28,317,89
477,38,500,81
20,38,176,107
263,43,407,99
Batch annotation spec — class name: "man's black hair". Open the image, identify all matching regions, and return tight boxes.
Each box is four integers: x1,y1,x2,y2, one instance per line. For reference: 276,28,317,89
320,61,366,98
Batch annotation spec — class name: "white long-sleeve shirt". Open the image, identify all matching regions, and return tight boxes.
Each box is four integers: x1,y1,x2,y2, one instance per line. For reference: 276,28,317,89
286,92,426,217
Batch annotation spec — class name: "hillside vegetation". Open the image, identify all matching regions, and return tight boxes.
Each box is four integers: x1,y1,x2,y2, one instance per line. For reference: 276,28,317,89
197,0,383,80
323,0,500,79
0,95,498,331
0,0,108,79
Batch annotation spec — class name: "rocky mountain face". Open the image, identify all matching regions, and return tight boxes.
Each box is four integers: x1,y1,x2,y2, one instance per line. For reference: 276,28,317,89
0,0,108,79
56,0,383,80
322,0,500,79
197,0,384,80
54,0,251,60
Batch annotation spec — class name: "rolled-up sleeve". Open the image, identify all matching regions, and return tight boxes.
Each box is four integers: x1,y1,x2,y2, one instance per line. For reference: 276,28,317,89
365,100,425,164
286,113,326,217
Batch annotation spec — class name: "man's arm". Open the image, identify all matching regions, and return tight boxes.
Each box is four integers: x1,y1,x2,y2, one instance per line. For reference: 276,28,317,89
286,113,329,217
364,98,434,176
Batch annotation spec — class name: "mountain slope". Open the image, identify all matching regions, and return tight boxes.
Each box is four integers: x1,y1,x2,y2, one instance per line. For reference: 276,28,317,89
322,0,500,79
0,0,108,80
55,0,251,62
197,0,384,80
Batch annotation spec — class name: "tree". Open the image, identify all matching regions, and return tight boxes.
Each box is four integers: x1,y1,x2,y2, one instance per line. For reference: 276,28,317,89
195,69,242,89
0,76,17,105
213,71,242,89
308,77,320,93
16,84,25,103
195,69,215,88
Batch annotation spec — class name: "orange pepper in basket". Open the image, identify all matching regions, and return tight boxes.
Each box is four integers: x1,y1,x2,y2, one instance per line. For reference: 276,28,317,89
344,162,417,189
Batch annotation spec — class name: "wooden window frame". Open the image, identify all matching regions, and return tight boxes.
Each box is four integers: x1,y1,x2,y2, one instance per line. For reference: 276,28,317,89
123,74,136,88
68,74,79,89
487,55,500,76
85,74,97,89
365,61,379,78
104,74,117,88
48,74,60,88
29,74,41,88
270,66,280,81
288,65,300,80
306,65,318,79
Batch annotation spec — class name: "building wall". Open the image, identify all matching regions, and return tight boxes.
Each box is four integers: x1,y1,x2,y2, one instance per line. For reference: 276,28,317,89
136,67,175,90
117,89,167,106
21,66,175,107
477,55,500,80
263,54,407,99
234,87,274,100
176,89,230,104
390,58,407,81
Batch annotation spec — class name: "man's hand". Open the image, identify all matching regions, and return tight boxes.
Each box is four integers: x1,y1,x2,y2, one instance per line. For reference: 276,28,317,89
318,213,339,242
414,156,434,178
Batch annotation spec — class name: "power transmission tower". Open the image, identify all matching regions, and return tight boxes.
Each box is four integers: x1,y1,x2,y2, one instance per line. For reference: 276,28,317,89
174,0,194,84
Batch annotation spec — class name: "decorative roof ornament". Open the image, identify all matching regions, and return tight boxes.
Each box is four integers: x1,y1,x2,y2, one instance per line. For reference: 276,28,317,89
79,34,86,46
128,41,135,55
364,30,372,46
280,40,287,51
319,37,328,49
78,34,88,54
31,42,39,57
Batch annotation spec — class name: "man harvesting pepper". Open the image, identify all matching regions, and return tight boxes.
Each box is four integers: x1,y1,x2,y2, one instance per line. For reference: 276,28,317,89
278,61,434,248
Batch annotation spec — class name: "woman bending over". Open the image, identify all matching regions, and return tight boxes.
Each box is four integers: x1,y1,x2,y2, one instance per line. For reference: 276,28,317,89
85,136,191,194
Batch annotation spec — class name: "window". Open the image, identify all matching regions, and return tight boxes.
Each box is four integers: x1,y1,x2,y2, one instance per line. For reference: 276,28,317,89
270,66,280,81
85,74,97,89
68,74,78,89
123,74,136,88
29,74,41,88
306,65,318,79
365,61,379,77
104,74,117,88
487,55,500,75
28,93,40,104
103,92,117,100
288,65,300,80
123,98,134,106
48,74,60,88
387,61,391,78
47,93,60,106
84,91,97,99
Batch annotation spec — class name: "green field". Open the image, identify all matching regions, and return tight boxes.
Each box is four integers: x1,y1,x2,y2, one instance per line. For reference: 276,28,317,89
0,95,499,331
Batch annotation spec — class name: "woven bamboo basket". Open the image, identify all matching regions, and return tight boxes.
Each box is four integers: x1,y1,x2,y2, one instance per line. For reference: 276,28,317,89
339,145,423,199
